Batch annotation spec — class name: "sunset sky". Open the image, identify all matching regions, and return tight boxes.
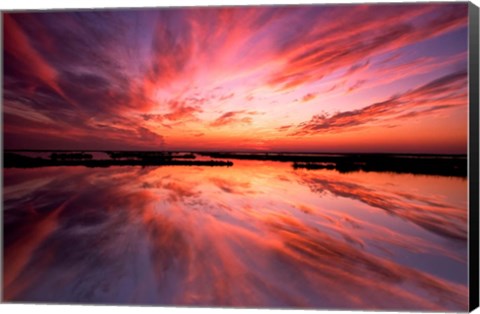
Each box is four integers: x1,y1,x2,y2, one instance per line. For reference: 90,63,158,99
3,3,469,153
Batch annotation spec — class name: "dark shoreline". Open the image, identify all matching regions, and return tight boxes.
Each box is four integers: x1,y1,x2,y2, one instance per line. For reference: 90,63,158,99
3,150,467,177
199,152,467,177
3,152,233,168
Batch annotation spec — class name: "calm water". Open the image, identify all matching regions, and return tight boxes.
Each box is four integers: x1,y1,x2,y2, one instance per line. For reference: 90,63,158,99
3,160,468,310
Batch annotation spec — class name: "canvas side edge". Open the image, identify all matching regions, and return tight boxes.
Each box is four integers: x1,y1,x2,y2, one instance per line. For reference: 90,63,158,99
469,1,480,312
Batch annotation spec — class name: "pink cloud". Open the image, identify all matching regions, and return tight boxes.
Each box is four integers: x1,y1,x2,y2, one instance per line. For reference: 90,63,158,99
2,4,469,152
289,70,467,135
210,110,262,127
267,4,467,91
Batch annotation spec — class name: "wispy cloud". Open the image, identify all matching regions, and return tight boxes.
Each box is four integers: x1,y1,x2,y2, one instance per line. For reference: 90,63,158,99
210,111,261,127
289,71,467,135
3,4,469,152
267,4,467,91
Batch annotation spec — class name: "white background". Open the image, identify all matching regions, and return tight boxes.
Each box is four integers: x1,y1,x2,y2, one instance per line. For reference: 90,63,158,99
0,0,479,314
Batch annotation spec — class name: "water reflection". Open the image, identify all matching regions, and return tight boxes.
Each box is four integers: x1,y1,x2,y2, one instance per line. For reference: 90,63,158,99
3,161,468,310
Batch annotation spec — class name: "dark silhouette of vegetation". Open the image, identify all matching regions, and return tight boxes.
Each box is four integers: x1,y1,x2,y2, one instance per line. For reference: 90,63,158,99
3,150,467,176
293,162,336,170
173,153,196,159
201,152,346,162
106,151,196,160
50,153,93,160
291,155,467,177
201,152,467,177
4,153,232,168
107,151,167,159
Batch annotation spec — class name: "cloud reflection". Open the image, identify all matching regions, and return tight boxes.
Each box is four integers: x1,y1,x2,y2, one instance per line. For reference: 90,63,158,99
3,163,468,309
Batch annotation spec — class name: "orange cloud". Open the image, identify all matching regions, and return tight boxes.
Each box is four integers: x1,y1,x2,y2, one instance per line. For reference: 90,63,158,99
301,93,317,102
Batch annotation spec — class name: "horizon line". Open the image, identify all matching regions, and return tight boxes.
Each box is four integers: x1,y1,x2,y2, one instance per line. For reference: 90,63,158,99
3,149,468,156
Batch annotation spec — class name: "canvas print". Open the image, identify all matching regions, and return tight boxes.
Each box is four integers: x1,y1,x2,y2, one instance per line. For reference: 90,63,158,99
2,2,476,311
